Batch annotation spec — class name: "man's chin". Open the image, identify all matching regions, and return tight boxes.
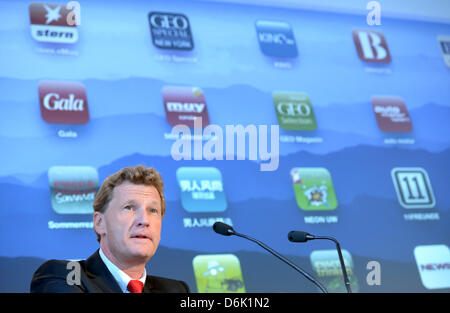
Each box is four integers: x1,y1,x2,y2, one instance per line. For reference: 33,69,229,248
128,245,155,261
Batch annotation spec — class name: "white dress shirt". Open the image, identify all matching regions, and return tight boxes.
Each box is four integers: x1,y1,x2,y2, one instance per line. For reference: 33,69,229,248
99,248,146,293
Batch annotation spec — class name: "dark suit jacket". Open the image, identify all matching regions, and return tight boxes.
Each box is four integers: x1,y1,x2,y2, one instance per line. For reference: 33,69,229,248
30,249,190,293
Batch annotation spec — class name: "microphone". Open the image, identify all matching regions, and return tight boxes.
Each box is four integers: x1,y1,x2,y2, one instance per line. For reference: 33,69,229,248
213,222,328,293
212,221,234,236
287,230,314,242
288,230,352,293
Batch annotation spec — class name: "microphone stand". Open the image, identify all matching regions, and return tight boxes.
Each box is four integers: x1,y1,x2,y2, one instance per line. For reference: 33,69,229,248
232,230,328,293
312,235,352,293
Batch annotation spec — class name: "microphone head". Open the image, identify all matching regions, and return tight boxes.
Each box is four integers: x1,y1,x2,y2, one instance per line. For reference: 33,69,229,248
213,222,235,236
288,230,311,242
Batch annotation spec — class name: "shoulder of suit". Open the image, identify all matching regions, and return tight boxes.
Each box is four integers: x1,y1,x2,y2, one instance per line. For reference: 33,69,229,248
146,275,190,292
30,259,89,293
146,274,180,284
34,259,86,279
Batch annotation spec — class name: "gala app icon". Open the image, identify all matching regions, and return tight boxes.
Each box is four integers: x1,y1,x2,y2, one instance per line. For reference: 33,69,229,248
39,80,89,124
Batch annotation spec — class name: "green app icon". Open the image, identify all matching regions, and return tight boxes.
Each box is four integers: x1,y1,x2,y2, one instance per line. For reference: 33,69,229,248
273,91,317,130
310,249,359,293
192,254,246,293
290,167,338,211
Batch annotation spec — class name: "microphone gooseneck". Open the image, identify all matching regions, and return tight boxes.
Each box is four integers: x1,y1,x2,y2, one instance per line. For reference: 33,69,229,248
288,230,352,293
213,222,328,293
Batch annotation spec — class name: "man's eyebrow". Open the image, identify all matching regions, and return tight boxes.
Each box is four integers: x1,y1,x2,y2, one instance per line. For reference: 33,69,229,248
147,200,161,208
121,199,138,206
121,199,160,208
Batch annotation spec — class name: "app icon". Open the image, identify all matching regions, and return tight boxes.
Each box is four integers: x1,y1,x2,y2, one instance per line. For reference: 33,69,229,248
437,35,450,68
163,86,209,128
177,167,226,213
273,91,316,130
371,96,412,132
48,166,99,214
352,30,391,63
391,168,435,209
255,20,298,58
310,249,359,293
39,81,89,124
29,2,78,44
291,168,338,211
148,12,194,50
414,245,450,290
192,254,246,293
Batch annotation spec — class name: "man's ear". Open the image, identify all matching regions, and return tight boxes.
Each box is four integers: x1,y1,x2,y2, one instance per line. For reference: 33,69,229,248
93,211,106,237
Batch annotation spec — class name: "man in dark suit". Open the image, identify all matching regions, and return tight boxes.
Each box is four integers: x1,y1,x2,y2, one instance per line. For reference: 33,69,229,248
31,165,190,293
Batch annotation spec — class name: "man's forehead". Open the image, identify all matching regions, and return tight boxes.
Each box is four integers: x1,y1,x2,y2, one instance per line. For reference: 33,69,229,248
113,182,161,204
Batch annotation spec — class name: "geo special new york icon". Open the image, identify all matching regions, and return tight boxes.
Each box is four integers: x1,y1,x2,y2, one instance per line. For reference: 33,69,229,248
149,11,194,50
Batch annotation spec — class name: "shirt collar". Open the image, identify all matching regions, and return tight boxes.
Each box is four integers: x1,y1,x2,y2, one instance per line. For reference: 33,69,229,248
99,248,146,293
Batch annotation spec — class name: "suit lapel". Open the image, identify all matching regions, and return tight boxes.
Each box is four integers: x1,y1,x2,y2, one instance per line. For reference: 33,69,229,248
143,277,155,293
84,249,123,293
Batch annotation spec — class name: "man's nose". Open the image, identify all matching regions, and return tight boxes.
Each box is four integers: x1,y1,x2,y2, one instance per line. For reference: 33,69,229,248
135,208,151,227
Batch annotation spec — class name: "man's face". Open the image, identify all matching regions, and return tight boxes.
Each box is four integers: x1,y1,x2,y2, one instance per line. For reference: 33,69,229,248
95,181,163,265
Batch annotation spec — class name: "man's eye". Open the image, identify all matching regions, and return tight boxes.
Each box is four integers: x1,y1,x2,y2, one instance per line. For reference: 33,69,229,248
124,205,132,210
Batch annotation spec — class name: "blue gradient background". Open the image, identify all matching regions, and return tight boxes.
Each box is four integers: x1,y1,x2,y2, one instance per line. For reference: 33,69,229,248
0,0,449,292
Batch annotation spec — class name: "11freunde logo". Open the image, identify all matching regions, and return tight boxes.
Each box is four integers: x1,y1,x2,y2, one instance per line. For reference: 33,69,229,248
391,167,435,209
29,2,78,44
149,12,194,50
